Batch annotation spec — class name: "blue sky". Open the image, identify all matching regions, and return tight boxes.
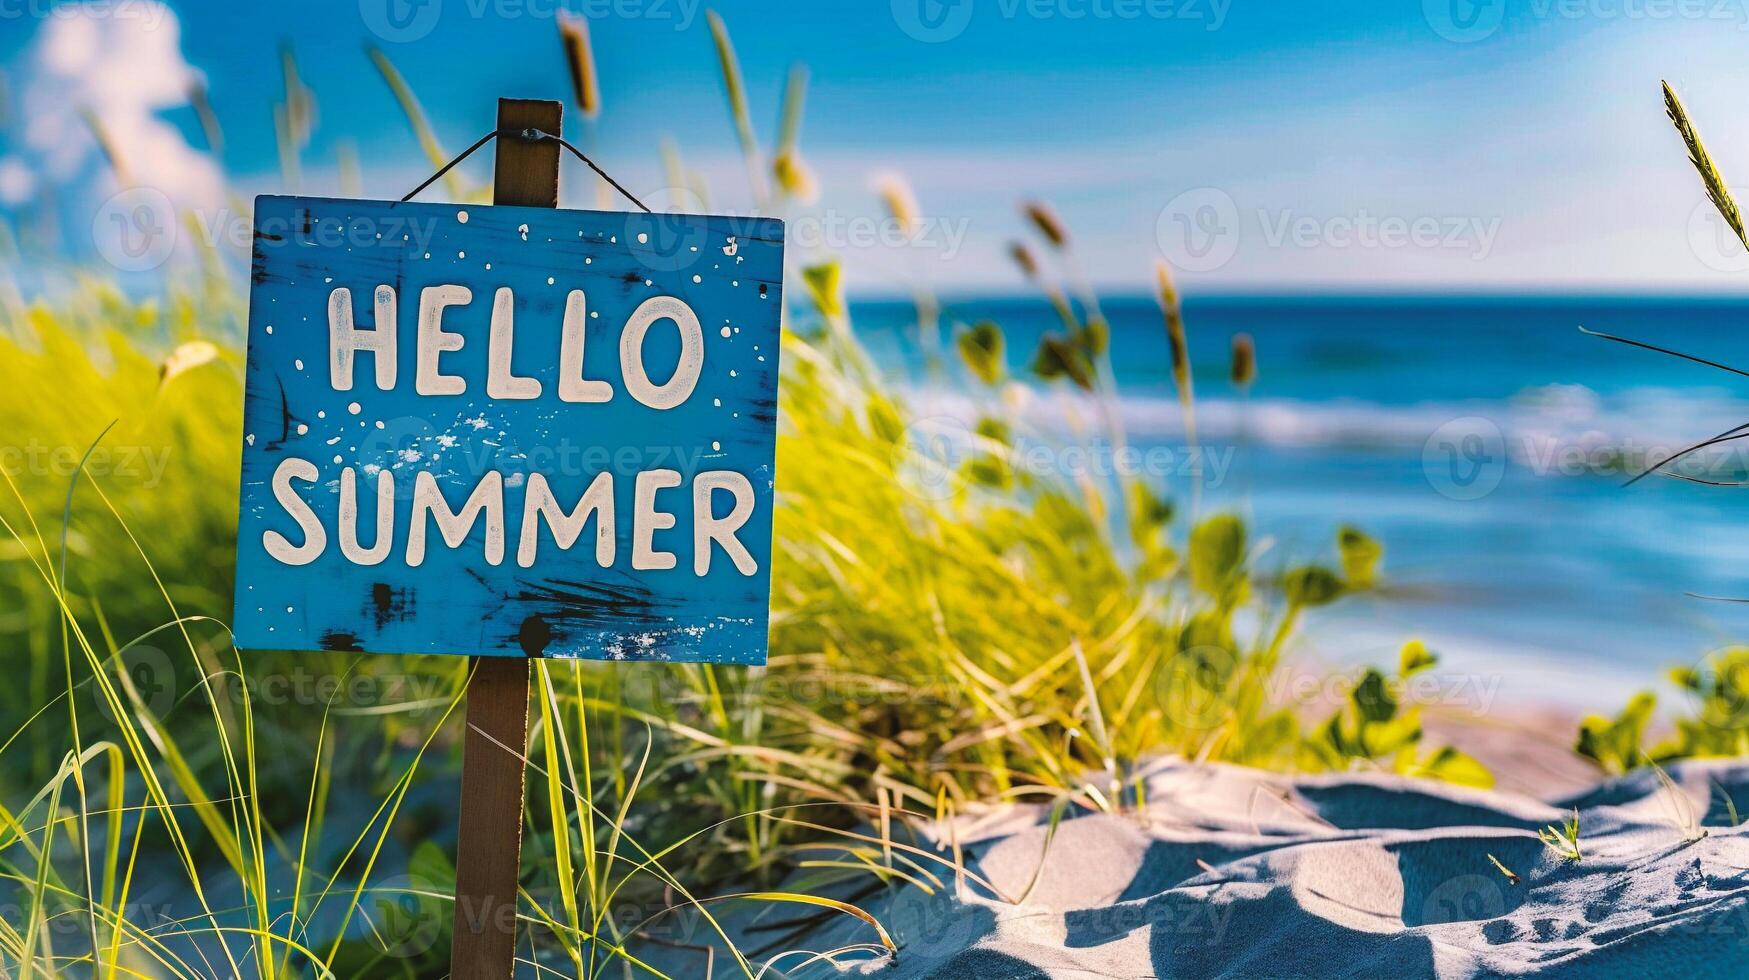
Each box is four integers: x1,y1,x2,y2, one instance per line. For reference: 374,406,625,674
6,0,1749,291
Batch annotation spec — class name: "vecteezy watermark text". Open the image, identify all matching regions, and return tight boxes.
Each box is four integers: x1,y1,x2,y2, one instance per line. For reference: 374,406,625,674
359,0,703,42
1425,0,1749,43
1,441,173,488
891,0,1230,43
1155,188,1504,273
904,417,1234,501
1420,416,1749,501
0,0,170,28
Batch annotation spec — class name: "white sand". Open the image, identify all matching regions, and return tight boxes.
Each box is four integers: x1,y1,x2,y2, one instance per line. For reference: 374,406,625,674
645,759,1749,978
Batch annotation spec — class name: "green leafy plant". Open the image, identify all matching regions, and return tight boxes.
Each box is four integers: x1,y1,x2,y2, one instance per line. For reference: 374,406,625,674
955,321,1005,385
1337,525,1383,589
1576,649,1749,771
1576,692,1657,774
1305,638,1492,788
1538,808,1583,861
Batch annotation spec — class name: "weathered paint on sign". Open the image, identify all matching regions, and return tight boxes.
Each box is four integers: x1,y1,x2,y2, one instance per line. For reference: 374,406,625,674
233,196,784,663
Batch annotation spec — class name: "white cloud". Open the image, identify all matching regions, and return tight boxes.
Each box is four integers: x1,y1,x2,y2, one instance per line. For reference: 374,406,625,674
0,157,34,206
10,1,221,220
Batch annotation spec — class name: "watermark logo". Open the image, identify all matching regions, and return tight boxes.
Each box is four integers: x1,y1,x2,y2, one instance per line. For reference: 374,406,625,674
1688,192,1749,273
1156,187,1240,273
360,415,440,464
92,186,177,273
1156,644,1239,732
360,0,444,42
94,644,176,725
885,889,986,959
372,874,446,958
1420,872,1509,924
1422,416,1506,501
892,0,976,41
1424,0,1507,41
623,186,715,274
901,414,968,502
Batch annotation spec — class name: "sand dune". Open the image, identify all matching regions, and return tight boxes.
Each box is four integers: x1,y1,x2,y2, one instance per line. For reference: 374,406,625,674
644,759,1749,978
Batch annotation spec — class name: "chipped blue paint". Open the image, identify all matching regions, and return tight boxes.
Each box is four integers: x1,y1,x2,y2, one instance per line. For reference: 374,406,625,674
233,196,784,663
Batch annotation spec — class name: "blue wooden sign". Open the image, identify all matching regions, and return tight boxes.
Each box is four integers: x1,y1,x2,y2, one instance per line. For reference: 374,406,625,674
233,196,784,663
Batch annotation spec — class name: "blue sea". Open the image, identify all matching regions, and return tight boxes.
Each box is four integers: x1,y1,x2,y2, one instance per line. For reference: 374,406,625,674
850,294,1749,710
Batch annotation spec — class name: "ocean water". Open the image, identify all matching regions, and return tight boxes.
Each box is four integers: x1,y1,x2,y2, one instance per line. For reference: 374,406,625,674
849,294,1749,709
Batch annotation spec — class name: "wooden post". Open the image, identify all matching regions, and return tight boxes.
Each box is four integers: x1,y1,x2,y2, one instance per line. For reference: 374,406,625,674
450,97,562,979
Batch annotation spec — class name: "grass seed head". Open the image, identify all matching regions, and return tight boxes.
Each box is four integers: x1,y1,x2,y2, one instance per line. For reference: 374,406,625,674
1230,332,1255,388
875,173,922,238
558,11,601,119
1022,200,1069,249
1664,80,1746,253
